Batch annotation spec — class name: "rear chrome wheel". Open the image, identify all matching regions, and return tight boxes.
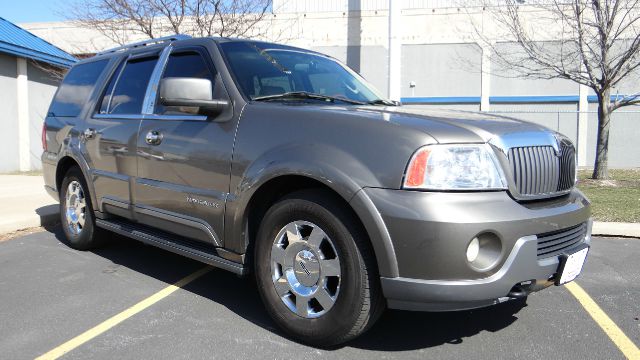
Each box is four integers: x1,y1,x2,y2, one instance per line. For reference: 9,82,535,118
64,180,86,236
59,166,104,250
271,220,341,318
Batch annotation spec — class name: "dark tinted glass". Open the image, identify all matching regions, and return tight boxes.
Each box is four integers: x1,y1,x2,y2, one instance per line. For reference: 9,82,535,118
163,52,214,79
219,41,382,103
48,59,108,117
108,57,158,114
98,60,124,114
156,52,215,114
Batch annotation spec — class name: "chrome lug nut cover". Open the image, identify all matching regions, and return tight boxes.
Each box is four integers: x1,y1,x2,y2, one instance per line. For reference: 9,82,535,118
65,180,86,236
270,220,341,318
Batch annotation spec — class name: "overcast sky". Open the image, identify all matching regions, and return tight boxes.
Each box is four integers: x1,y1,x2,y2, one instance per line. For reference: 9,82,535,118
2,0,65,24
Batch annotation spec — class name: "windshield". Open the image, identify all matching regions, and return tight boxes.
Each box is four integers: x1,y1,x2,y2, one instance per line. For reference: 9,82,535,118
219,41,386,104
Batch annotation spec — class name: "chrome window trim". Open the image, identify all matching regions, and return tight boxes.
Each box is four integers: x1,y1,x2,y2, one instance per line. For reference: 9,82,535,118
92,114,207,121
142,45,173,115
103,54,129,114
145,114,208,121
93,114,145,120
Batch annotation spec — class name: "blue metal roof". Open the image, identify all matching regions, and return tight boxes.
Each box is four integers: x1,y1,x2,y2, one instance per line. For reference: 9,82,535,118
0,17,76,68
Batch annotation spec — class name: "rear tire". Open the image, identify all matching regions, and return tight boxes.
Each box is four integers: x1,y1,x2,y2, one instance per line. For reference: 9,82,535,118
59,166,105,250
254,189,384,346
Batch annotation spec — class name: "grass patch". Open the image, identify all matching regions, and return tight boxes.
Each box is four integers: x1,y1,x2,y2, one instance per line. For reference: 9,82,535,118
577,169,640,223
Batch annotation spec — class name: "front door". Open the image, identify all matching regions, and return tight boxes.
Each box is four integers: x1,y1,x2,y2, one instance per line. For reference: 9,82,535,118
82,54,159,218
134,45,235,247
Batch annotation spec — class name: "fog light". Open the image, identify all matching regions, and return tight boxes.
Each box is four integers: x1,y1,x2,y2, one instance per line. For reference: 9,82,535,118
466,237,480,262
466,232,503,272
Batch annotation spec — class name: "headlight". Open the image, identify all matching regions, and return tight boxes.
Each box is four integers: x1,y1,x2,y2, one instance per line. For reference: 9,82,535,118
403,144,507,190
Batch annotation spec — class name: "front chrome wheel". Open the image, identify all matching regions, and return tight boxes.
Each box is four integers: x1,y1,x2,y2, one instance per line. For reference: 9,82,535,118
270,220,341,318
65,180,86,236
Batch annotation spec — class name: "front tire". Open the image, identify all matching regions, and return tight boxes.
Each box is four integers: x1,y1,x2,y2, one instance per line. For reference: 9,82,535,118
59,166,105,250
254,190,384,346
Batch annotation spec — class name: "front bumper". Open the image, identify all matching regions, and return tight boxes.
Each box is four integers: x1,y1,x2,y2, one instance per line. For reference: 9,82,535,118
365,188,592,311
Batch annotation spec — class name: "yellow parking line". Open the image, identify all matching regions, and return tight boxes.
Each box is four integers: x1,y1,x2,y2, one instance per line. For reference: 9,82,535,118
566,282,640,360
35,266,213,360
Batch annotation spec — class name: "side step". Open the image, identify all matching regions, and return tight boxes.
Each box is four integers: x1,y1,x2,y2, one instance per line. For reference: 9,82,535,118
96,218,247,275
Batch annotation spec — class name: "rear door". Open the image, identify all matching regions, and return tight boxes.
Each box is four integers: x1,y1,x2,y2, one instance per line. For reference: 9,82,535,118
82,54,159,218
45,58,110,191
134,44,235,247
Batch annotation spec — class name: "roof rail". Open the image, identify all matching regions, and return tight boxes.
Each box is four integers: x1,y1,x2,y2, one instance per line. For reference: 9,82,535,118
96,34,192,56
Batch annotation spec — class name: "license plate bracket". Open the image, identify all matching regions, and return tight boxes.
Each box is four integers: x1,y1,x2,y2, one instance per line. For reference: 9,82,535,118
555,245,589,286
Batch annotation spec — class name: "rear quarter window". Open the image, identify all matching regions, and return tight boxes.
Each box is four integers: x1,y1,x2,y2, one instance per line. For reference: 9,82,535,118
48,59,109,117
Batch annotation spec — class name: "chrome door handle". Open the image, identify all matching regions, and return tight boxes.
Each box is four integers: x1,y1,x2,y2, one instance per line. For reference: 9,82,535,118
83,128,96,139
145,130,163,145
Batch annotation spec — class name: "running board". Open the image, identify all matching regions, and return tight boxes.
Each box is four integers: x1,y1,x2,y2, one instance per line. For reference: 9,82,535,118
96,218,247,275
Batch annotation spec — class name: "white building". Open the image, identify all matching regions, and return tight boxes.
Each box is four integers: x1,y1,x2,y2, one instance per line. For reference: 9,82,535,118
0,17,75,173
21,0,640,168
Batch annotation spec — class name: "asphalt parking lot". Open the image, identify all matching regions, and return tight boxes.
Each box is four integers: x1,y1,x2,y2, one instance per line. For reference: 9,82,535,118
0,227,638,359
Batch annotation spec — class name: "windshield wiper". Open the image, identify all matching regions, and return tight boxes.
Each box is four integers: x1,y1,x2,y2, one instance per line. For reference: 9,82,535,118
253,91,367,105
367,99,399,106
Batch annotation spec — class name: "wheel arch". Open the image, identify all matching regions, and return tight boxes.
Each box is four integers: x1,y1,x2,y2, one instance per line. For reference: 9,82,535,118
56,156,81,191
236,173,399,278
55,154,98,211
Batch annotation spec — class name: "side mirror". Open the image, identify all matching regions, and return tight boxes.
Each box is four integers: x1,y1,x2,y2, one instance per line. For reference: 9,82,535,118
159,77,229,115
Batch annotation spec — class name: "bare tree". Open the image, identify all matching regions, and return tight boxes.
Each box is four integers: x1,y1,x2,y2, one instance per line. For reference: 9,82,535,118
29,60,68,81
466,0,640,179
66,0,282,46
29,52,98,81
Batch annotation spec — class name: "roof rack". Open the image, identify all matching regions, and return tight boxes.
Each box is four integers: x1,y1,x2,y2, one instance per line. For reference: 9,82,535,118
96,34,192,56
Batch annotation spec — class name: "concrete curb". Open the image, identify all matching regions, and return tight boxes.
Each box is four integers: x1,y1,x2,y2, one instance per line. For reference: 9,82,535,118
593,221,640,238
0,204,59,234
0,205,638,238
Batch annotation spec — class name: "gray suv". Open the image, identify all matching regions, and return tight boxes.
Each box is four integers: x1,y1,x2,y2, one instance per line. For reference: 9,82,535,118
42,35,592,346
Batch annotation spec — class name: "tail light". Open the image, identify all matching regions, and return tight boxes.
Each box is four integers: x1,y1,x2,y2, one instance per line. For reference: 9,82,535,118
42,123,47,152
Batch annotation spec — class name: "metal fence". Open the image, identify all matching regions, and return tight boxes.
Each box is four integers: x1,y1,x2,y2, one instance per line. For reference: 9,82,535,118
485,110,640,169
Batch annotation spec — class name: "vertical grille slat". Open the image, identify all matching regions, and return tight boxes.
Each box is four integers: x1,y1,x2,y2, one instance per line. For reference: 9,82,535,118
541,147,550,192
535,147,542,194
530,147,536,194
523,148,533,194
531,147,541,194
507,141,575,199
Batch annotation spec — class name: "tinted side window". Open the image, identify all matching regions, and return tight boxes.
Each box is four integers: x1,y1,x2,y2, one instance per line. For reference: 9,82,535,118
48,59,108,117
163,52,214,79
98,60,125,114
156,52,215,115
106,57,158,115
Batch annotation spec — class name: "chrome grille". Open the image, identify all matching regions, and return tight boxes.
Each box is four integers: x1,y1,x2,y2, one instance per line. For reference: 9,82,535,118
558,141,576,191
536,222,587,259
507,141,575,198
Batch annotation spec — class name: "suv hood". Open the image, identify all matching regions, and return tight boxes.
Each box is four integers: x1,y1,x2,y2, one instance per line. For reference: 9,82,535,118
357,106,555,145
259,102,563,151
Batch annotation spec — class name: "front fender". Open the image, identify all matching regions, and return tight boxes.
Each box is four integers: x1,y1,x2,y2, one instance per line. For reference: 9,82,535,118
224,143,399,277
